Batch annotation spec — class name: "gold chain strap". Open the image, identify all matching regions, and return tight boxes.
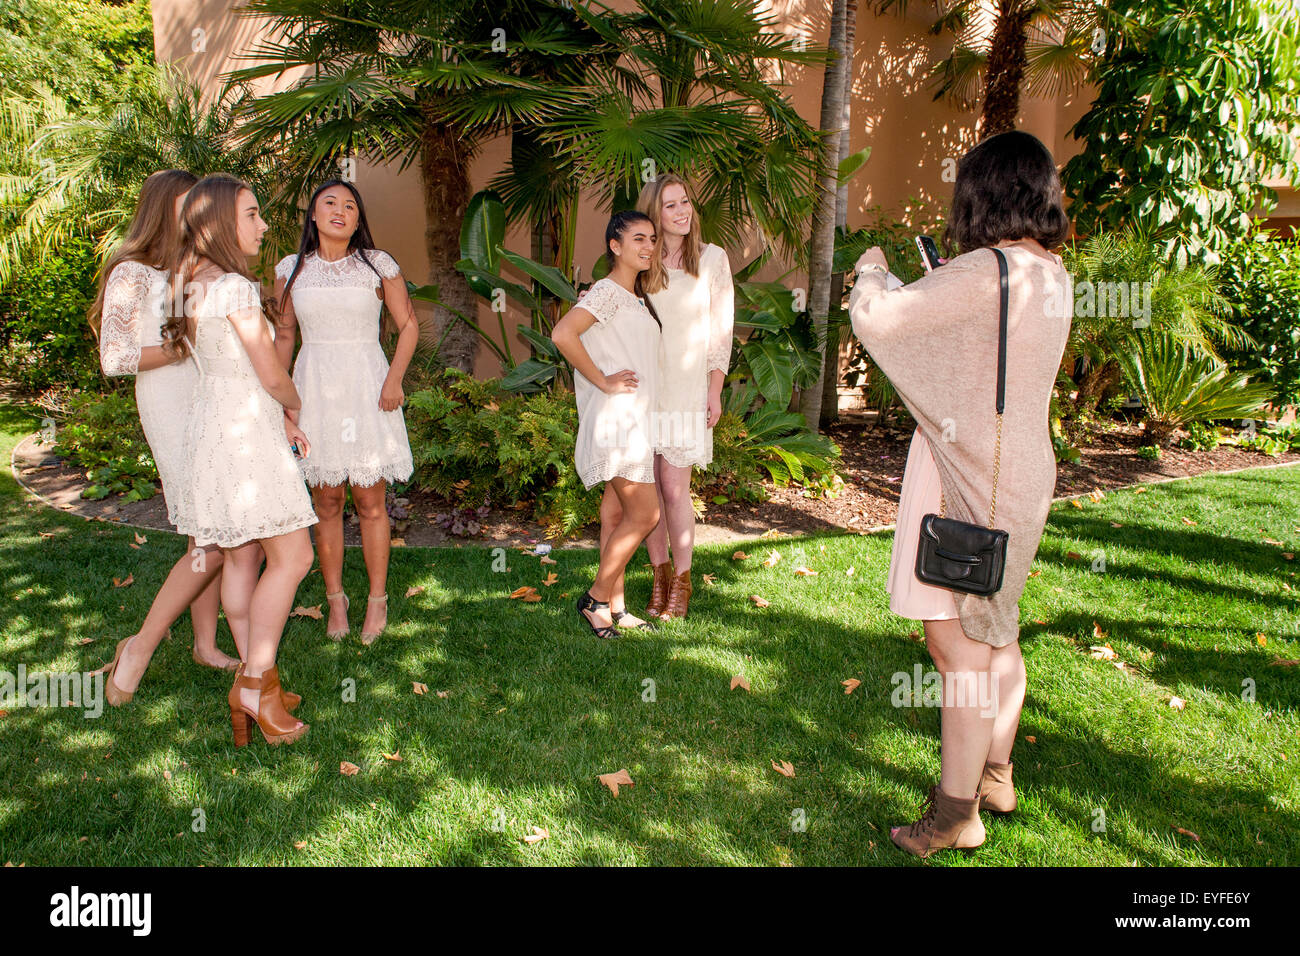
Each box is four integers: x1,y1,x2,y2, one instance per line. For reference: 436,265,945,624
937,411,1003,530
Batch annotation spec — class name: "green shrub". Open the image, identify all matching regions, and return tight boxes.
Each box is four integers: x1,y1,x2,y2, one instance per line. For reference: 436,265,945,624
1217,232,1300,408
1137,444,1161,460
1178,421,1221,451
0,236,102,393
54,387,157,501
1117,330,1272,444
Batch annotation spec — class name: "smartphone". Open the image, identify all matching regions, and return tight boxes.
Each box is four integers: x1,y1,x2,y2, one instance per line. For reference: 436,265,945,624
290,441,306,460
915,235,943,272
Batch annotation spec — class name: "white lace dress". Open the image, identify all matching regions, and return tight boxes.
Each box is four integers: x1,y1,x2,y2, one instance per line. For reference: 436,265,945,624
275,250,414,488
173,273,318,549
99,260,199,528
572,277,661,489
644,243,734,468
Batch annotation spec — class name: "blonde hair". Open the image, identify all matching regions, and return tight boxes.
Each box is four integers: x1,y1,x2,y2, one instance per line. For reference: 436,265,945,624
164,174,269,358
87,169,197,336
636,173,703,294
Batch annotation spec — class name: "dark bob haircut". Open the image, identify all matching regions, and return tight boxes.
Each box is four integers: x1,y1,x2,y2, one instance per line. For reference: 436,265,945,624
943,131,1070,254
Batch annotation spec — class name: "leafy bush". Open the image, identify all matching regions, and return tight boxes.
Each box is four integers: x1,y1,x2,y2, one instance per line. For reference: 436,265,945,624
404,369,599,538
1116,330,1272,444
54,387,157,501
1217,231,1300,408
1137,444,1161,460
0,236,101,393
1178,421,1221,451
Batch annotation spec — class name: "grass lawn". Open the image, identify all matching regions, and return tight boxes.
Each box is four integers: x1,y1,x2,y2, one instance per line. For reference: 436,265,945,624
1,400,1297,866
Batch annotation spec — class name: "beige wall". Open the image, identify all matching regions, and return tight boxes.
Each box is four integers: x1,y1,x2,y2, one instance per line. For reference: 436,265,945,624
151,0,1295,381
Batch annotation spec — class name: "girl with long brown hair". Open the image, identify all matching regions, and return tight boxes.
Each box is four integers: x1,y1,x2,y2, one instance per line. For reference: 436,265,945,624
632,173,734,621
169,173,317,746
92,169,243,708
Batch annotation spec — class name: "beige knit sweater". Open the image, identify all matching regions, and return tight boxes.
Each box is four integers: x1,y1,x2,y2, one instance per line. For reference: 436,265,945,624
848,244,1071,646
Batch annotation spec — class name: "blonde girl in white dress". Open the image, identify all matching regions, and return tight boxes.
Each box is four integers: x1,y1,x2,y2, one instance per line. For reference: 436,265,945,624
551,211,664,639
167,174,317,747
272,180,419,645
91,169,244,709
633,173,734,621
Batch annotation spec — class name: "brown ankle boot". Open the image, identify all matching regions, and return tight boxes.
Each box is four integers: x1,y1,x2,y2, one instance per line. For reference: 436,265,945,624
646,561,674,619
228,665,309,747
660,568,693,620
979,760,1016,813
890,785,985,858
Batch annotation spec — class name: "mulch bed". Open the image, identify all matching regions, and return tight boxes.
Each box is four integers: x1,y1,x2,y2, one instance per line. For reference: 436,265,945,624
12,415,1298,548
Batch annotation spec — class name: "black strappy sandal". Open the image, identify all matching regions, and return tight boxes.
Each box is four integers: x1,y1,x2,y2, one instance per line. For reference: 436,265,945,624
612,610,660,632
576,591,619,640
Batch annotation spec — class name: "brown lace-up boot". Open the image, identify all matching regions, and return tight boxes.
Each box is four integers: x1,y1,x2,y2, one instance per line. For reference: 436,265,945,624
660,567,693,620
890,786,985,858
979,760,1016,813
646,561,674,619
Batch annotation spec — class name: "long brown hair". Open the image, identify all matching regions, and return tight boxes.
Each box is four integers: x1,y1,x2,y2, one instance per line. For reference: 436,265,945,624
636,172,703,294
164,174,268,357
87,169,197,336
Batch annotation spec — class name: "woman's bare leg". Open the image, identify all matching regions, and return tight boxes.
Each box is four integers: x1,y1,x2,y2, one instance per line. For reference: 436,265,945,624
110,538,224,693
311,483,348,632
221,541,262,663
656,459,695,573
599,483,626,613
987,641,1026,764
351,481,390,634
190,565,237,669
644,454,671,566
923,617,996,800
234,529,314,720
583,478,660,629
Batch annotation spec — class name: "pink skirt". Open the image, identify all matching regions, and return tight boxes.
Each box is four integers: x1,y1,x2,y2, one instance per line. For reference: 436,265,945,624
887,428,959,621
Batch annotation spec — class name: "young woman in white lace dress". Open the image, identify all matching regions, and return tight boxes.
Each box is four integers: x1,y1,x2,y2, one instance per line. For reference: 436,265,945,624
551,211,663,639
633,173,734,621
272,180,418,645
167,174,317,746
91,169,244,709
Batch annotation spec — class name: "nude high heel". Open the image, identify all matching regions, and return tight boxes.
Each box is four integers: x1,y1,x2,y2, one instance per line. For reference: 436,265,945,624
228,665,309,747
326,590,350,641
100,636,136,707
360,593,387,646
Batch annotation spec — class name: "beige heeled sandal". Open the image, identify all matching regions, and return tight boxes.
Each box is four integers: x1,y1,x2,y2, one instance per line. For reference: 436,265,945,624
360,593,387,646
326,590,350,641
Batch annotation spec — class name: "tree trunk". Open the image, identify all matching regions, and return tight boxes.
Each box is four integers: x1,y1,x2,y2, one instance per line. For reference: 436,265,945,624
419,114,479,373
799,0,849,433
980,0,1034,138
821,0,857,430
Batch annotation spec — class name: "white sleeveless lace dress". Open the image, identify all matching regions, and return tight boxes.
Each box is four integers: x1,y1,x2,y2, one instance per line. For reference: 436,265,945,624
572,277,661,489
173,273,318,548
99,260,199,528
643,243,734,469
274,250,414,488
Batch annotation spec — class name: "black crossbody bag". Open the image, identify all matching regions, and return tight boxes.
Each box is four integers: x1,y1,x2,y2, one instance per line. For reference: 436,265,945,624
914,247,1010,597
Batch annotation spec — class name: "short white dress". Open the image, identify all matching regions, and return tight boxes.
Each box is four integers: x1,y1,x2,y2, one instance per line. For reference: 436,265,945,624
99,260,199,528
644,243,734,468
572,277,661,489
174,273,318,549
275,250,414,488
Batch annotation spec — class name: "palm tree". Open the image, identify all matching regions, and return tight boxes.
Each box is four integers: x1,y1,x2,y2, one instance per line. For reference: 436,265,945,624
877,0,1104,138
0,63,282,284
231,0,825,371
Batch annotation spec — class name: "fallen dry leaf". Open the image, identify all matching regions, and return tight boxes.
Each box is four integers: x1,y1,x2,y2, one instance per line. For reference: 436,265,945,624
112,574,133,589
1181,517,1197,526
381,750,402,762
1066,551,1082,561
129,543,140,550
1262,537,1284,546
523,826,549,845
730,675,750,692
1070,499,1084,509
759,529,784,539
162,770,172,780
1024,735,1037,744
1284,553,1295,561
291,605,323,620
598,768,634,797
841,678,861,695
1093,622,1107,642
771,759,795,778
1088,489,1105,503
1090,645,1118,660
413,682,428,695
732,550,749,561
77,637,94,646
540,555,557,565
293,841,307,850
405,585,425,598
1269,658,1299,668
1168,696,1186,711
1110,522,1124,528
436,690,449,698
1133,487,1147,494
509,585,542,603
1257,633,1267,647
846,567,855,577
748,595,770,608
134,532,147,545
762,550,781,568
793,566,818,577
702,573,717,586
339,761,360,776
1173,825,1200,842
541,572,559,587
1028,570,1041,578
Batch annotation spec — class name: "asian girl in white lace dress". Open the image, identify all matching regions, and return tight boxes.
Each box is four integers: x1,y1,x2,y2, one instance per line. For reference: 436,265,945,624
167,173,315,747
551,211,664,640
91,169,244,711
273,181,420,645
632,174,734,622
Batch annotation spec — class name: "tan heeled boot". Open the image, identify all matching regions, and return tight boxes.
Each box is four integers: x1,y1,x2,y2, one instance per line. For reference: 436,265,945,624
890,786,986,858
979,760,1016,813
645,561,674,619
660,568,693,620
228,665,309,747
